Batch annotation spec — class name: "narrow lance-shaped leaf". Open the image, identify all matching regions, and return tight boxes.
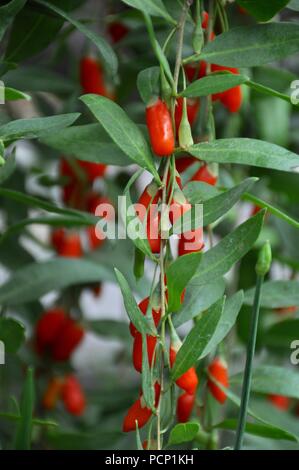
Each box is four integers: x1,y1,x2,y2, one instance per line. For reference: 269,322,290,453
14,367,34,450
80,95,160,183
114,268,155,336
199,291,244,360
188,139,299,173
137,66,160,104
171,297,225,381
190,211,265,286
165,252,202,312
121,0,176,25
40,124,132,167
0,113,80,142
200,23,299,68
181,73,249,98
0,259,114,305
214,419,298,443
244,280,299,308
34,0,118,77
0,0,27,42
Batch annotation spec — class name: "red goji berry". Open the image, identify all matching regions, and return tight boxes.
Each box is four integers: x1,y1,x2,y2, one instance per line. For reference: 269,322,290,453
169,189,192,225
146,206,161,254
177,392,196,423
169,330,198,395
61,375,86,416
132,333,157,373
146,98,175,157
35,308,66,355
80,56,107,96
175,97,200,132
57,232,83,258
207,357,229,404
51,317,85,362
123,382,160,432
42,377,63,410
268,394,290,410
191,163,218,186
275,306,297,315
108,21,129,43
211,64,243,113
178,227,204,256
129,297,161,338
51,228,66,253
78,160,106,182
136,181,160,222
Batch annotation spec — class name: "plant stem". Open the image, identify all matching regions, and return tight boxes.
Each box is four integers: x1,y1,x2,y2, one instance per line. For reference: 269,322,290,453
173,0,192,93
234,274,264,450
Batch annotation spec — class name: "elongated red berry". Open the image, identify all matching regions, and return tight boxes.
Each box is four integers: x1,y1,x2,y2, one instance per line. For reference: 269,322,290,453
147,206,161,254
211,64,243,113
169,189,192,225
123,382,160,432
136,181,160,222
175,156,197,174
207,357,229,404
133,332,157,373
61,375,86,416
57,233,83,258
191,164,218,186
268,394,290,410
78,160,106,182
80,56,107,96
146,98,175,157
51,228,66,253
108,21,129,43
178,227,204,256
35,308,66,354
169,332,198,395
51,317,85,361
129,297,161,337
42,377,63,410
185,61,207,82
275,306,297,315
177,392,196,423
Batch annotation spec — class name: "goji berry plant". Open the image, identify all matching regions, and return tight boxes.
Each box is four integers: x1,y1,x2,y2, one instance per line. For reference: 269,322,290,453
0,0,299,452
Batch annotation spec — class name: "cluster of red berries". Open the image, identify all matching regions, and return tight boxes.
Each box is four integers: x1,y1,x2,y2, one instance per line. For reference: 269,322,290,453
43,375,86,416
35,308,84,361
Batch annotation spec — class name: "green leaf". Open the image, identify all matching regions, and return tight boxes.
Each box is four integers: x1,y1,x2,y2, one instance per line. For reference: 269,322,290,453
200,23,299,68
121,0,176,25
244,280,299,308
181,73,249,98
80,95,160,182
214,418,298,443
0,0,27,42
114,268,155,336
0,151,16,184
0,113,80,142
183,181,219,204
199,291,244,359
190,211,265,286
173,278,226,327
40,124,132,167
0,317,25,353
168,422,200,446
34,0,118,77
137,66,160,104
0,412,56,427
236,0,290,21
289,0,299,11
263,319,299,351
0,259,114,305
202,178,258,226
5,65,75,94
247,80,298,110
3,86,31,101
165,252,202,312
171,297,225,381
188,139,299,173
88,320,131,341
14,367,34,450
233,366,299,399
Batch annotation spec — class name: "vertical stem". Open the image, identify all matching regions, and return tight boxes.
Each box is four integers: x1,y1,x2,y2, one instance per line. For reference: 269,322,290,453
234,274,264,450
173,0,193,93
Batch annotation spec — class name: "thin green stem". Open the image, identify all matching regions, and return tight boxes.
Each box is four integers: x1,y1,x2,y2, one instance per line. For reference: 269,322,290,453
173,0,192,93
234,274,264,450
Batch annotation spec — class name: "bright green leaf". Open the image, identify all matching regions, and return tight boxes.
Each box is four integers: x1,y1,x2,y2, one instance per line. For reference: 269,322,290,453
0,317,25,353
168,422,200,446
181,73,249,98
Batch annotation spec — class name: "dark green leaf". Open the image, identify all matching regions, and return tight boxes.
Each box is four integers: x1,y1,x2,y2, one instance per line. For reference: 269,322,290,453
4,86,30,101
165,252,202,312
0,259,114,305
0,317,25,353
80,95,160,182
244,280,299,308
137,66,160,104
188,139,299,173
14,367,34,450
121,0,176,25
200,23,299,68
87,320,131,341
171,297,225,381
115,268,155,336
5,66,75,94
263,319,299,351
236,1,290,21
0,0,27,42
0,151,16,184
173,278,226,327
168,422,200,446
181,73,249,98
190,211,265,285
0,113,80,142
199,291,244,359
41,124,132,167
214,418,298,442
